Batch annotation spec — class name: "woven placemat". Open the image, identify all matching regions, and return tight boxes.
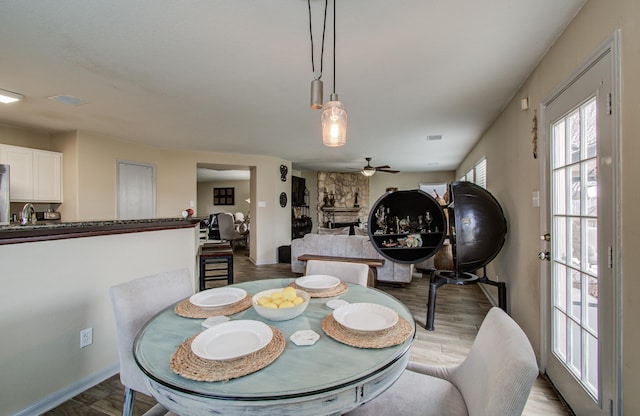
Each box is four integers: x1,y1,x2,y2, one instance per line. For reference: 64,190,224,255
321,313,413,349
287,281,348,298
174,295,252,318
170,326,286,382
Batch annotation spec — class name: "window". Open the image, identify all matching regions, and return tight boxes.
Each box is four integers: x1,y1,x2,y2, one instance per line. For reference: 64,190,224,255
460,158,487,188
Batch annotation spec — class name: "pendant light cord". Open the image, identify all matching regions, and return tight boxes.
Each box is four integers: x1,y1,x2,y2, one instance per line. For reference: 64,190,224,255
332,0,336,94
308,0,328,80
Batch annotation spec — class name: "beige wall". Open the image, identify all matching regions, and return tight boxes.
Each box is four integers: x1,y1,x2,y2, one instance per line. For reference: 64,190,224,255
458,0,638,412
0,227,197,416
197,179,250,219
0,124,51,149
57,131,290,265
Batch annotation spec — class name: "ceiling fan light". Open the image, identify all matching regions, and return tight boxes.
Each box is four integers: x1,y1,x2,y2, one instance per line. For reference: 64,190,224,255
361,166,376,177
321,96,347,147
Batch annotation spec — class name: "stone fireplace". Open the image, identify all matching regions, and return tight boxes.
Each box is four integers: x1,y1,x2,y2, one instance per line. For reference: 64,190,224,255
316,172,369,228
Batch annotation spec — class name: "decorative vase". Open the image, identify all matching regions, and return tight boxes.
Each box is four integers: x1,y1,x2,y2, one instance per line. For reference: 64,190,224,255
434,243,454,270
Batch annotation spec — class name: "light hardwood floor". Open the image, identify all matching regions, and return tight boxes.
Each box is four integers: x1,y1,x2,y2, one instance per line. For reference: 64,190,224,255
44,249,573,416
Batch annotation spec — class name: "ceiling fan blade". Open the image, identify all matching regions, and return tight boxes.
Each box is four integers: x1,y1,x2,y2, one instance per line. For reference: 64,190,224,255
373,165,391,170
379,169,400,173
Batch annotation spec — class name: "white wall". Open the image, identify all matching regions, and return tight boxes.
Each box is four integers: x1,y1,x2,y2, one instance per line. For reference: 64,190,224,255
0,227,197,416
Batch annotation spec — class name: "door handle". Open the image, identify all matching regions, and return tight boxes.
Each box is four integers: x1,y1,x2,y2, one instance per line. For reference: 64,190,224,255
538,251,550,261
540,233,551,242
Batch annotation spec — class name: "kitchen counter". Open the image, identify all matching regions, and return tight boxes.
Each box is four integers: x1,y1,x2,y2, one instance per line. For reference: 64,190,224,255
0,217,202,245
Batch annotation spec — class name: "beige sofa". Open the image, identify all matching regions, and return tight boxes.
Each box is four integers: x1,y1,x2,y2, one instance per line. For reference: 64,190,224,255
290,233,415,285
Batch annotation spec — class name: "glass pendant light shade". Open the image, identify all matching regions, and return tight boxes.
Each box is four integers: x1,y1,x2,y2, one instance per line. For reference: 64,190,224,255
321,94,347,147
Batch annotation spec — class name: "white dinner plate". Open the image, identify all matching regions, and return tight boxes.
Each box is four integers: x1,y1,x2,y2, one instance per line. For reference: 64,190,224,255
296,274,341,290
191,320,272,360
189,287,247,309
333,303,399,332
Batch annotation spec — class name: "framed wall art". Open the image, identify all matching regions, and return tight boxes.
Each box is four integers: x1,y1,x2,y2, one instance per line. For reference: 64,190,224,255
213,187,235,205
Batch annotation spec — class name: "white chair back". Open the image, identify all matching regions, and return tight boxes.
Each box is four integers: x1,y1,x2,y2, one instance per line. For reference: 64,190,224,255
451,307,539,416
305,260,370,286
109,269,193,396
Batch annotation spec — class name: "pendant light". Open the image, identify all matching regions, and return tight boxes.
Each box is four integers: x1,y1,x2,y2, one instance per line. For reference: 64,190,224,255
308,0,327,109
321,0,347,147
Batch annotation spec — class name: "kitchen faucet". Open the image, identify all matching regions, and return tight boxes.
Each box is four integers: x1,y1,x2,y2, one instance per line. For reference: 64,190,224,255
21,203,35,225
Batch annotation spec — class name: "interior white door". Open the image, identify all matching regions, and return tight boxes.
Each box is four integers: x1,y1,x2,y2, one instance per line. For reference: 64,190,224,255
117,161,156,220
540,41,618,415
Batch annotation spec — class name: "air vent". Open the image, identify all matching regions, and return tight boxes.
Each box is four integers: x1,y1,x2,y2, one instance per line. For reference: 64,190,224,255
426,135,442,141
48,94,85,106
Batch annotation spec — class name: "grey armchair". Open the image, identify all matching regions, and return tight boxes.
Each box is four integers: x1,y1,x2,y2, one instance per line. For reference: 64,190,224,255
109,269,193,416
346,307,539,416
218,212,248,249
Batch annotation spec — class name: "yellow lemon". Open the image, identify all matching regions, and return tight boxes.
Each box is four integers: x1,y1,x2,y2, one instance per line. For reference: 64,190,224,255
280,301,295,308
270,291,283,300
282,287,297,301
271,297,284,306
292,296,304,305
257,296,271,306
263,302,278,309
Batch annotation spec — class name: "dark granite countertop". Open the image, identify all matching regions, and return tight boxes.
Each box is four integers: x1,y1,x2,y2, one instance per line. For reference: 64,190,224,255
0,218,202,245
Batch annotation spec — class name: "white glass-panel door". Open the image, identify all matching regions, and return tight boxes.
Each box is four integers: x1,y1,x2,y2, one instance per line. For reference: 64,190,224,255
541,43,618,415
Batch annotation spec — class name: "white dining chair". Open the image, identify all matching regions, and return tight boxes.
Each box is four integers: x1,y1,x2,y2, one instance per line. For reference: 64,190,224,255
305,259,370,286
109,268,193,416
346,307,539,416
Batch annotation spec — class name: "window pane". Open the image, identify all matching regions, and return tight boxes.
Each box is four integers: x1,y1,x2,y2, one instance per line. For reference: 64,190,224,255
554,309,567,361
554,216,567,265
586,218,598,274
585,331,599,396
568,110,581,164
584,98,597,159
553,169,566,214
586,159,597,217
553,120,566,168
569,319,582,377
570,164,581,215
570,217,582,269
554,263,567,311
586,275,598,334
570,268,582,321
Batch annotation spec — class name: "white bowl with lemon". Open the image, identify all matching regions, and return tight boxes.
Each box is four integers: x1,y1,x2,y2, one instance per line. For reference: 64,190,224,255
252,287,310,321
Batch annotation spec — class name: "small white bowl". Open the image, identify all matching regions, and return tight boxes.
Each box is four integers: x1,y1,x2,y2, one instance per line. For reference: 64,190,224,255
252,288,310,321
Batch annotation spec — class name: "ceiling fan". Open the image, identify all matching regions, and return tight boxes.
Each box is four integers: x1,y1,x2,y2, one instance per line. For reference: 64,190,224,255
361,157,399,176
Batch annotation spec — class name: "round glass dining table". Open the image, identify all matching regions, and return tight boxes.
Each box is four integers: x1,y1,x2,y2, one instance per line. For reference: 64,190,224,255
134,278,415,416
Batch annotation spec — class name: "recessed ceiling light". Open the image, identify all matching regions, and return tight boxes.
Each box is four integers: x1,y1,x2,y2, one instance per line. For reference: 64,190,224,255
426,135,442,141
48,94,85,106
0,88,23,104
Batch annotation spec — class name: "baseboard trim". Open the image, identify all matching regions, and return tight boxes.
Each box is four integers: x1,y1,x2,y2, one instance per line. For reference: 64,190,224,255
13,363,119,416
478,282,499,308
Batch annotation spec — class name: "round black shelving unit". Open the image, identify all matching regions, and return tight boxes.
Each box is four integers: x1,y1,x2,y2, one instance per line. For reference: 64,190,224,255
367,189,446,264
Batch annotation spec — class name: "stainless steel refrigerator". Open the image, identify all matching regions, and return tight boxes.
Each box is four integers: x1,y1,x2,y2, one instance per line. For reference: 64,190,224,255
0,164,9,225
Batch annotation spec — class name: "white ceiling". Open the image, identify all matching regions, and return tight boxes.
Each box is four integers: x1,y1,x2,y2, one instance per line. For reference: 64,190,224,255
0,1,585,177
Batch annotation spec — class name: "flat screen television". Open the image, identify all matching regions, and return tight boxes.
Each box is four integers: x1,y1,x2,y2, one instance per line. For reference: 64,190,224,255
291,176,306,206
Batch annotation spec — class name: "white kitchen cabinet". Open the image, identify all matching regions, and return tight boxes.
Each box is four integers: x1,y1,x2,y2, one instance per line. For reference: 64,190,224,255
0,144,63,202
